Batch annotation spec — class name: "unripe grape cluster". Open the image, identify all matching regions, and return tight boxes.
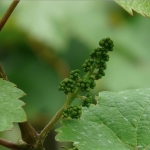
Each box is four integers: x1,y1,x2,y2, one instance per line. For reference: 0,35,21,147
88,37,114,80
58,78,76,94
77,77,96,92
82,94,92,107
99,37,114,50
59,37,114,94
59,38,114,120
82,59,94,72
62,105,82,119
70,69,80,80
95,69,105,80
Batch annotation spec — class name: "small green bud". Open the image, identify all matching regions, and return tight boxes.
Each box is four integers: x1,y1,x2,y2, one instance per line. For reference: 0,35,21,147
81,83,85,87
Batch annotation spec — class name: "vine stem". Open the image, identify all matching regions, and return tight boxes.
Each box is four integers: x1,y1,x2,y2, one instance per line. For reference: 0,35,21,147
0,0,20,31
0,64,8,80
0,138,20,149
36,64,96,146
36,88,80,145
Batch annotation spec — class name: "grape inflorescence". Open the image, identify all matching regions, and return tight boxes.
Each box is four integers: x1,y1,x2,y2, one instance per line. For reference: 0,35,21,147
59,37,114,119
58,78,76,94
81,93,92,107
62,105,82,119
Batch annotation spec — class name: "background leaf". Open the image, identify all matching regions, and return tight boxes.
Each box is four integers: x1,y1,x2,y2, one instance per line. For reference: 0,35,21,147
0,78,26,132
56,88,150,150
115,0,150,17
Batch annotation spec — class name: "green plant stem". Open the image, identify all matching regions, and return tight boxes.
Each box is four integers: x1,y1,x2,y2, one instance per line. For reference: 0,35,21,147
0,0,20,31
36,64,96,146
18,121,39,146
0,138,21,149
77,95,85,99
0,64,8,80
36,88,80,145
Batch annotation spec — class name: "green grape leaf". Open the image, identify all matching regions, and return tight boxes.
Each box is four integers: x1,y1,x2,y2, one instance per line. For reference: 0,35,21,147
0,78,26,132
115,0,150,17
56,88,150,150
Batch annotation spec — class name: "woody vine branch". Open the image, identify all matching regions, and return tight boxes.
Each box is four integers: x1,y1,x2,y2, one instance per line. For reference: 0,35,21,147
0,0,20,31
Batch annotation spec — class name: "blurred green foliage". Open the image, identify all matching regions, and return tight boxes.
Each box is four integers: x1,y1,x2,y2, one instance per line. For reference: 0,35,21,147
0,1,150,150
